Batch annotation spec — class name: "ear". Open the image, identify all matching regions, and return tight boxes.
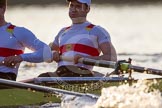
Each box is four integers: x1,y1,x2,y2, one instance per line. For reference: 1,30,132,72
86,6,90,13
0,6,6,14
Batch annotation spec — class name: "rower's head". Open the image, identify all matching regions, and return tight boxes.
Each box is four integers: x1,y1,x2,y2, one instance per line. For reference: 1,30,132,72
0,0,7,16
67,0,91,24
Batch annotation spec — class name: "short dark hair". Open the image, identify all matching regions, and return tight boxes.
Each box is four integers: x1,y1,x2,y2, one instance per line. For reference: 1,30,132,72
0,0,7,7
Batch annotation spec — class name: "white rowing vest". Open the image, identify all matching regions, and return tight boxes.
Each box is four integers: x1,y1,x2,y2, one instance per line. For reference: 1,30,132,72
54,21,111,71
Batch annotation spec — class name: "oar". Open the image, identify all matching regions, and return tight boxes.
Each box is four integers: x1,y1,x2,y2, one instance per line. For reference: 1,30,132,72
0,78,99,99
20,77,129,84
61,56,116,68
61,56,162,76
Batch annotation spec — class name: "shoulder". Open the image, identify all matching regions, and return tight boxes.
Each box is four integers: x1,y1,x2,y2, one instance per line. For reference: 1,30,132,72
89,24,111,42
85,22,108,32
14,26,32,33
63,26,71,30
57,26,71,35
89,24,110,36
6,24,33,36
7,23,28,31
12,25,36,37
60,26,71,33
7,24,37,40
92,25,108,32
6,23,34,36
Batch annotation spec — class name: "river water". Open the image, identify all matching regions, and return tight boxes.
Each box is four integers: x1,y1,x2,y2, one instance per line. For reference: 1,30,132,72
5,4,162,108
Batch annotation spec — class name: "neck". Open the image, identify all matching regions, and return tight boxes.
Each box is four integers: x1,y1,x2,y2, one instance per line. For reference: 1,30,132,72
71,17,86,24
0,18,7,27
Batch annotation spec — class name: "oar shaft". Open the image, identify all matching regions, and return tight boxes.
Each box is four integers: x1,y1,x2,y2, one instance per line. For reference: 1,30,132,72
130,65,162,75
32,77,129,84
0,78,87,97
82,58,116,68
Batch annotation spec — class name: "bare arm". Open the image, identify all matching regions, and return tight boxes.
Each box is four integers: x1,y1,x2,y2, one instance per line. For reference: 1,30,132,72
98,42,117,61
86,42,117,61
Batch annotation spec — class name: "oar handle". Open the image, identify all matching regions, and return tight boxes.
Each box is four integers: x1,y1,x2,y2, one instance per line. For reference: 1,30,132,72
0,61,4,66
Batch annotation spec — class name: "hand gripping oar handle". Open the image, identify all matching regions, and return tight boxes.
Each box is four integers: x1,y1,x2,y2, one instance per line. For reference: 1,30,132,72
61,56,162,76
0,78,99,99
0,60,16,68
0,61,4,66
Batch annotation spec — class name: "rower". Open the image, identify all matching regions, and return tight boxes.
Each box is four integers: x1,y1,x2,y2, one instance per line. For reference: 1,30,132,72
0,0,53,81
38,0,117,77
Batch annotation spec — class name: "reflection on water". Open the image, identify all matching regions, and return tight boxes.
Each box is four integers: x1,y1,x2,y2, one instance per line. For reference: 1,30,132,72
5,4,162,80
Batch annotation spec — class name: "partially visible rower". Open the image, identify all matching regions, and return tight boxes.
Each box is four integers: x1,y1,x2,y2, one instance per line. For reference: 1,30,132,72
0,0,53,81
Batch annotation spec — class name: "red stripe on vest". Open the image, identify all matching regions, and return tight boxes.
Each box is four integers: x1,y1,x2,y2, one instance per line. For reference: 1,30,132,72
0,47,24,57
59,44,100,56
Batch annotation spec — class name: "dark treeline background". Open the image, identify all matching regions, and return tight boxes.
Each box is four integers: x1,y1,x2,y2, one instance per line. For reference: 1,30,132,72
8,0,162,6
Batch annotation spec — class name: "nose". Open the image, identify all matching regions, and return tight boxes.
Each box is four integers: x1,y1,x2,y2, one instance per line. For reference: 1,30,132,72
70,6,77,12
